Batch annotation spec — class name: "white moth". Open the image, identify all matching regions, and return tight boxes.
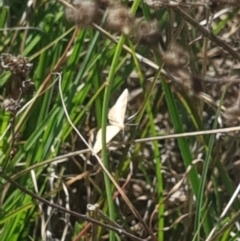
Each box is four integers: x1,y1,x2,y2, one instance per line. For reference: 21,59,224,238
93,89,129,154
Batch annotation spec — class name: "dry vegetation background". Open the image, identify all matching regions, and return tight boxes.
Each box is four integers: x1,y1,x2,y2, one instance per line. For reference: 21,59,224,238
1,0,240,241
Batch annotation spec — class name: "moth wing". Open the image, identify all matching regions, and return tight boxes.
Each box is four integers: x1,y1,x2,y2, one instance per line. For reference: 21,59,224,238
92,125,121,154
108,89,129,127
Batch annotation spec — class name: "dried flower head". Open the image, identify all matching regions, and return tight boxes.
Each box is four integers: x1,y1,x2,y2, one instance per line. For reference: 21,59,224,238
170,69,202,95
106,5,134,36
2,98,21,114
21,79,35,96
65,0,98,27
0,54,32,76
163,44,189,68
172,69,192,94
134,19,161,46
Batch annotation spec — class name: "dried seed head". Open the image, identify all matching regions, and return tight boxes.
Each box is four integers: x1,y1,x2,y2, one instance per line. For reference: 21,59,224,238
134,19,161,46
172,69,192,94
0,54,32,76
163,44,189,68
21,79,35,96
106,5,134,36
171,69,202,95
2,98,21,114
65,0,98,27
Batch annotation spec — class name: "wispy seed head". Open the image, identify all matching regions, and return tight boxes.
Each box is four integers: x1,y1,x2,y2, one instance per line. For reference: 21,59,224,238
163,44,189,68
172,69,202,95
65,0,98,27
134,19,161,46
106,5,134,36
